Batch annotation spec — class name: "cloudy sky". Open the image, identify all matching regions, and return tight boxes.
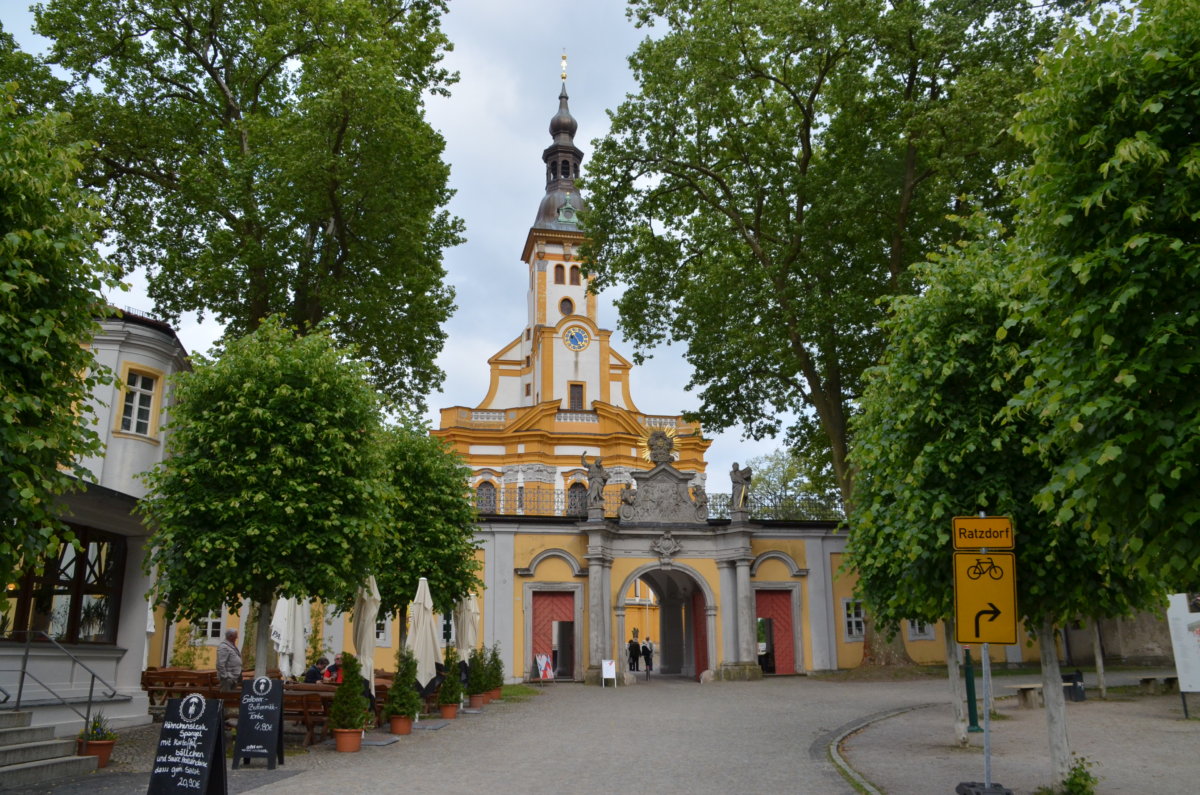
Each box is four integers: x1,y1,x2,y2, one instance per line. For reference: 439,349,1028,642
4,0,787,493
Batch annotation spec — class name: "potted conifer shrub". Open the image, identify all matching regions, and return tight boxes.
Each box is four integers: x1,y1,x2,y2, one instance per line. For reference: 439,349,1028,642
438,646,462,719
382,648,423,735
466,646,487,709
77,711,118,768
487,643,504,701
328,652,370,752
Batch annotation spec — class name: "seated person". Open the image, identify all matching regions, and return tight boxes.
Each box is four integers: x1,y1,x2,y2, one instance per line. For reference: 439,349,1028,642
303,656,329,684
323,653,344,684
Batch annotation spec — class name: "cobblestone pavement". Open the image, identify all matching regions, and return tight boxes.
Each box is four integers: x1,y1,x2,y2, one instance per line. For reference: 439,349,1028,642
18,669,1199,795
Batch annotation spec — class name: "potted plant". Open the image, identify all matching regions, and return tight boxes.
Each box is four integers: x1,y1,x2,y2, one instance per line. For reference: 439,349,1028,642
77,711,118,767
328,652,370,752
438,646,462,719
381,648,423,735
466,646,487,708
487,643,504,701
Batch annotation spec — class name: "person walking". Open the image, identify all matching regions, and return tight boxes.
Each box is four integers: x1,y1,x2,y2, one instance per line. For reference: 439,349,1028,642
627,637,640,672
642,638,654,673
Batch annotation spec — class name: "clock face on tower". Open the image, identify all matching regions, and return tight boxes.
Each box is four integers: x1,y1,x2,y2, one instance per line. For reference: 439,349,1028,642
563,326,590,351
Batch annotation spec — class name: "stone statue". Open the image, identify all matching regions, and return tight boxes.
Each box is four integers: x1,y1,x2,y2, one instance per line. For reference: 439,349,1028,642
581,453,608,507
646,429,674,465
651,530,682,560
730,462,753,510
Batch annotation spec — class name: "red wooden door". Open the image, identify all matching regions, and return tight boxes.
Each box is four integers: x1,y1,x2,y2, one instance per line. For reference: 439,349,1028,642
531,592,573,660
755,590,795,674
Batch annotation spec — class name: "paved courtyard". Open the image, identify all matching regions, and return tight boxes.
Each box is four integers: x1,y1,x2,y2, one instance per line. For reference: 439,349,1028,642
17,669,1199,794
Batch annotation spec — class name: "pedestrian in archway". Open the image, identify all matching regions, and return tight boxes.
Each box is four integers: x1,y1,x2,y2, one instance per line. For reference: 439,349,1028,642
627,637,640,671
642,638,654,672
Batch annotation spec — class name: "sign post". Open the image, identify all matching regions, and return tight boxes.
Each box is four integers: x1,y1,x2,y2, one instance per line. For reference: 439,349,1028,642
953,515,1017,795
148,694,227,795
232,676,284,770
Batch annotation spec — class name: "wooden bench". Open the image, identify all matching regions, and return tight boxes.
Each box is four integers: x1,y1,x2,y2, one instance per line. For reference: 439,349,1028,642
1140,676,1179,694
282,692,327,746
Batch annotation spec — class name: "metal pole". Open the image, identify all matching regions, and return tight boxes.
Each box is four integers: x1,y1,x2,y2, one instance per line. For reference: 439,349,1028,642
964,646,982,732
982,641,993,788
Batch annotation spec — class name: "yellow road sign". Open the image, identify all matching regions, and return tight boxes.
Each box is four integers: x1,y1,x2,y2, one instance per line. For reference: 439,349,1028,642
954,551,1018,644
952,515,1014,550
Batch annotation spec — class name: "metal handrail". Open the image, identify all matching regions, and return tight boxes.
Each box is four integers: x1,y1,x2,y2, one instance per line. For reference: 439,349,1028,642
9,631,118,728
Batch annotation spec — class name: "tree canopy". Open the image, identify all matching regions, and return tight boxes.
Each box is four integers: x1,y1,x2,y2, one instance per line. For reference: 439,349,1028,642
140,317,391,621
35,0,463,406
1008,0,1200,585
848,220,1159,638
582,0,1080,505
367,419,481,619
0,81,117,586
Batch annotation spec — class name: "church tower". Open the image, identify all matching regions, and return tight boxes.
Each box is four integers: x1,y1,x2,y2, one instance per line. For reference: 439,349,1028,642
434,67,710,515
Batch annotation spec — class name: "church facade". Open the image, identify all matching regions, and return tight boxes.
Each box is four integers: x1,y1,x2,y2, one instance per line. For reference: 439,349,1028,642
431,79,940,682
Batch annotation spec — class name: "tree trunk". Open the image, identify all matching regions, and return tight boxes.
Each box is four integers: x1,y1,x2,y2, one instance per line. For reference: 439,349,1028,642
1039,617,1072,787
255,600,272,677
943,617,968,746
859,617,916,666
1091,619,1107,699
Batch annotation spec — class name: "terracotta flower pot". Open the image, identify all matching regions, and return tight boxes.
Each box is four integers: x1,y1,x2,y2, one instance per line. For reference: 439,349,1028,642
490,687,502,701
332,728,363,752
438,703,458,720
468,693,485,709
388,715,413,735
77,739,116,768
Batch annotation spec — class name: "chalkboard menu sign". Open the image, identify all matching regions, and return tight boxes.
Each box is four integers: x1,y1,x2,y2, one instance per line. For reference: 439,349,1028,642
148,694,227,795
232,676,284,769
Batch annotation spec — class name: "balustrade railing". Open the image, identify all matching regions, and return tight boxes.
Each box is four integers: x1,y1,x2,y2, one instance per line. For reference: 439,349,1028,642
472,491,843,521
1,630,118,729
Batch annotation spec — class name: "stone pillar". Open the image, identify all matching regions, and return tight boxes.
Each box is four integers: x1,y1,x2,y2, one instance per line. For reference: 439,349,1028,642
718,561,737,667
585,554,605,683
614,608,627,673
736,557,754,662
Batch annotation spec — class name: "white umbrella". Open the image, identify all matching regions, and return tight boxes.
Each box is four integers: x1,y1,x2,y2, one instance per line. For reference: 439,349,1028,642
352,575,382,695
455,593,480,659
405,577,441,689
270,596,311,680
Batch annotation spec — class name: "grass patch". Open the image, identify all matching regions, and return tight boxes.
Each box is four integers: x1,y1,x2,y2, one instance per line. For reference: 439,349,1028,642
811,665,946,683
497,684,540,703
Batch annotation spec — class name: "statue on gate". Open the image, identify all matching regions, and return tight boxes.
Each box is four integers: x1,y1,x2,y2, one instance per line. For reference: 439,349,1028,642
581,453,609,507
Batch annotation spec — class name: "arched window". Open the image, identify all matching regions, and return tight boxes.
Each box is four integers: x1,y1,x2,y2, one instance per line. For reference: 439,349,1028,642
567,482,587,516
476,481,497,513
562,159,570,178
569,266,581,286
554,264,565,284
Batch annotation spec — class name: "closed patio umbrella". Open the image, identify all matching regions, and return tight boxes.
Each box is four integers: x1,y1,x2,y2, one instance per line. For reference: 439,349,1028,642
455,593,480,659
352,575,382,694
405,577,441,690
270,596,311,680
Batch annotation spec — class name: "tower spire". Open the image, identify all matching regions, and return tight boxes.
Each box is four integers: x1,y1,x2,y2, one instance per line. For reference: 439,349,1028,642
534,52,585,229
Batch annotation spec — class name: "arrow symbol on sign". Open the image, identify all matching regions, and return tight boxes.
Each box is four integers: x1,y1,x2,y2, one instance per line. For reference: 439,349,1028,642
974,603,1001,637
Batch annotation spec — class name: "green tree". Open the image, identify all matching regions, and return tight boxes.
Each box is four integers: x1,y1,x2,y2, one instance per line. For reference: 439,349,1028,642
0,23,66,113
848,220,1158,779
36,0,463,406
140,317,390,674
1009,0,1200,585
371,420,481,623
741,449,840,520
582,0,1079,507
0,84,117,587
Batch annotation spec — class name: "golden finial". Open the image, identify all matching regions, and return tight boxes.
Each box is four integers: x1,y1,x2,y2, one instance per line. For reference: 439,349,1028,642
561,50,568,81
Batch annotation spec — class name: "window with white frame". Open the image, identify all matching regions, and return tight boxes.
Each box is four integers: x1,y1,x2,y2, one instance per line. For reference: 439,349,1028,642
120,371,157,435
375,616,391,647
198,610,223,642
907,619,935,641
843,599,865,641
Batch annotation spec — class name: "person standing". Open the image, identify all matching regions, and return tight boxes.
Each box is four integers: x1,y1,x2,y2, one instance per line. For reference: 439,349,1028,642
216,628,242,691
642,638,654,672
627,637,640,672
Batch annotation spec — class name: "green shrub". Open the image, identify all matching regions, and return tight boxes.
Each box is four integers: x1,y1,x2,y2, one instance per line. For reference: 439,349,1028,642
439,646,462,705
466,646,488,695
328,652,370,730
382,648,423,720
487,643,504,691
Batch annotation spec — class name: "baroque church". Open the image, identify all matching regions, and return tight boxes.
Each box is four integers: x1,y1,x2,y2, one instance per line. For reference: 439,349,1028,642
431,77,920,682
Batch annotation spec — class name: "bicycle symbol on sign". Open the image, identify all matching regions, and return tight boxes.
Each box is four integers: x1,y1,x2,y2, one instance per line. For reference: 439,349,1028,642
966,556,1004,580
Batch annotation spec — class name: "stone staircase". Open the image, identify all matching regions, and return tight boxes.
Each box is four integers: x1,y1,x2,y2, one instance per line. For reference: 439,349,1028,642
0,710,96,790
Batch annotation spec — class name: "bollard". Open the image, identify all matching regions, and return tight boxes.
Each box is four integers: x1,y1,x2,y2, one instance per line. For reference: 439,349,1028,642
964,646,982,733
